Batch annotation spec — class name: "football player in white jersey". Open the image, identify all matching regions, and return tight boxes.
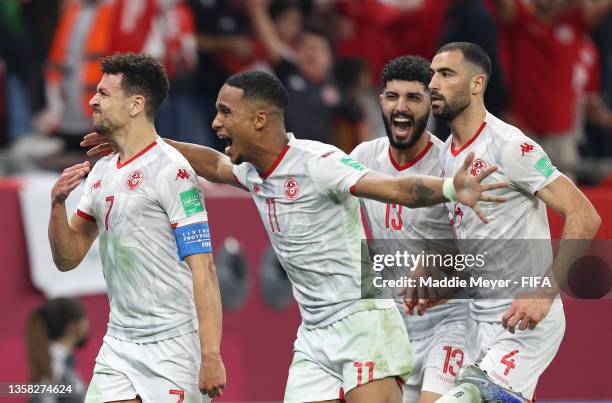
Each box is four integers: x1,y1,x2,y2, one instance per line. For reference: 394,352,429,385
417,42,601,402
350,55,468,403
82,70,506,403
48,53,225,402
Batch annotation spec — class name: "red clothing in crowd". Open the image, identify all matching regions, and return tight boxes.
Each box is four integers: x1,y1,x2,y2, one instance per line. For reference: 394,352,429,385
335,0,448,83
499,0,588,135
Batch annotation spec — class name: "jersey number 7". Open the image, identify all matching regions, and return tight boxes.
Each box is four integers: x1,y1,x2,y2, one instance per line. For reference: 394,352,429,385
105,195,114,231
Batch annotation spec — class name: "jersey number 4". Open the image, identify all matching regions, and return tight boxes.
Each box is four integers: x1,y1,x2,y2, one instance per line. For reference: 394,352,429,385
105,195,114,231
501,349,519,375
385,203,403,230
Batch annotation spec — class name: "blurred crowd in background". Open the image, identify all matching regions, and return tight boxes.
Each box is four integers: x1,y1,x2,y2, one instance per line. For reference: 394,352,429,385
0,0,611,183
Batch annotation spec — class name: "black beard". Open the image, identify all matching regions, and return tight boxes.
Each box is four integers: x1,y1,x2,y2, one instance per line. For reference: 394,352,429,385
93,122,113,136
431,91,470,122
382,111,428,150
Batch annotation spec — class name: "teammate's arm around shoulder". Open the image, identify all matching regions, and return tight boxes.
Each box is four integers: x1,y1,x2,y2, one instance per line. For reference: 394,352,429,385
48,161,99,271
353,151,507,222
80,132,241,188
165,139,239,187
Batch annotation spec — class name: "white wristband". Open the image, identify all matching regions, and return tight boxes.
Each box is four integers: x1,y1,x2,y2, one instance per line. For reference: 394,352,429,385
443,178,458,202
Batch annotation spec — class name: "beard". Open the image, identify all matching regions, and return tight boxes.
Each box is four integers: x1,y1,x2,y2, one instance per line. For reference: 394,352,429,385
382,111,429,150
93,119,115,136
431,89,470,122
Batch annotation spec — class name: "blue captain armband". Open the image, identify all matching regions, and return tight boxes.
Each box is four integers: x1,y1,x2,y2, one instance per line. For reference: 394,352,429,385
174,222,213,260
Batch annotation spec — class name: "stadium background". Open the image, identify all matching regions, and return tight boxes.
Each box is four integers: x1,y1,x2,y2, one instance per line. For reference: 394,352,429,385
0,0,611,402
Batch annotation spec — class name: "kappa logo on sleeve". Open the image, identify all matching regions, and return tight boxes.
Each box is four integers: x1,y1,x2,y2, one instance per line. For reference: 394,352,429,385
339,156,365,171
520,143,535,156
180,188,204,217
534,156,556,178
175,169,190,180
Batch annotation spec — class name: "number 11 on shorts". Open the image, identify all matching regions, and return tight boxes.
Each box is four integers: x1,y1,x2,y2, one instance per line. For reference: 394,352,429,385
354,361,374,385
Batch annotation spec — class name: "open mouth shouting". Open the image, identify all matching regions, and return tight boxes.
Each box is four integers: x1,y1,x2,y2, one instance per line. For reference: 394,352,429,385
218,133,233,157
391,113,415,142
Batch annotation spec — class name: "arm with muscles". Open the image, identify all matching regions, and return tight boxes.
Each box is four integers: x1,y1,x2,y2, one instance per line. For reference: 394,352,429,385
353,151,507,223
48,162,99,271
81,133,242,188
184,253,225,398
502,175,601,333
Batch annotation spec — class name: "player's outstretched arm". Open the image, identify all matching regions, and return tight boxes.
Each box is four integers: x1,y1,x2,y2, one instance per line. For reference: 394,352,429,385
81,133,241,188
353,152,507,223
502,175,601,333
48,162,99,271
186,253,226,398
164,139,239,186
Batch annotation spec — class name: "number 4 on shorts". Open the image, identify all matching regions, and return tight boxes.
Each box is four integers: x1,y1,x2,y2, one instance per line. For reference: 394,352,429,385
169,389,184,403
501,350,519,375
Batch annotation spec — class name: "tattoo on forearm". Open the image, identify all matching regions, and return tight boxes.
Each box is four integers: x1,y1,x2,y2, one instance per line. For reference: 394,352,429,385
409,179,435,206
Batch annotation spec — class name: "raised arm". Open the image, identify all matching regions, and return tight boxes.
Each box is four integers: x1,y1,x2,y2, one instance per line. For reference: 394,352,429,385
48,162,99,271
247,0,286,64
353,152,507,223
81,133,242,188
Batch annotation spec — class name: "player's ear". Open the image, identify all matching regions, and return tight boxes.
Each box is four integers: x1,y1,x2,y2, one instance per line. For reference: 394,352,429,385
253,110,268,130
129,95,145,117
471,74,486,96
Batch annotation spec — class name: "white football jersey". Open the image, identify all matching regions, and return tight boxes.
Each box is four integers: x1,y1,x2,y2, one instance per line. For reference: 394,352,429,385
77,137,209,341
351,134,467,338
233,134,394,329
440,112,562,322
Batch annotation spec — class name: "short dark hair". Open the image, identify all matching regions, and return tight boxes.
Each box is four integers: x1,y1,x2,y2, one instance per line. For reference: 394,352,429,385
225,70,289,111
101,52,169,120
381,55,433,90
436,42,492,78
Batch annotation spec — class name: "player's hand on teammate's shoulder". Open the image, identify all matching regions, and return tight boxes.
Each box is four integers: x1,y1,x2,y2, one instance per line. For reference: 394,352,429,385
51,161,91,204
199,352,226,398
80,132,117,157
453,151,508,224
501,291,554,333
